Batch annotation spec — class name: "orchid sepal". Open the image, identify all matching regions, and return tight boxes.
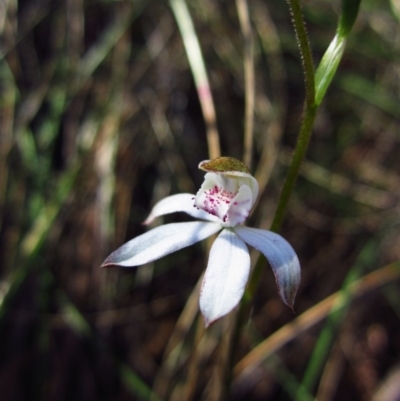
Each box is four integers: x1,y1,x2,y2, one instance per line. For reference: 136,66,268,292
234,226,301,310
199,228,250,327
102,221,221,268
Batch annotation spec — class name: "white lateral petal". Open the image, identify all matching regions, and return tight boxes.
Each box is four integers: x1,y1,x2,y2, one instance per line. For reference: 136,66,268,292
144,194,221,225
234,226,301,309
200,229,250,327
102,222,221,267
226,184,254,227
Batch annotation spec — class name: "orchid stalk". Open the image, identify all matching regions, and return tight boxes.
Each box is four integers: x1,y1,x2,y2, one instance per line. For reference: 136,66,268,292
102,157,300,327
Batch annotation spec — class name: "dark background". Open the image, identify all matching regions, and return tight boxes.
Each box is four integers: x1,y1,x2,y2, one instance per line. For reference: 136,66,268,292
1,0,400,400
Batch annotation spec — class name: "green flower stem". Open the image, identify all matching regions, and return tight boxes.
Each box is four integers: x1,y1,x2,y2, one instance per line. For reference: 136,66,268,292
222,2,317,399
270,104,317,232
223,0,362,397
286,0,315,108
250,0,318,310
242,0,362,329
269,0,316,233
223,101,318,398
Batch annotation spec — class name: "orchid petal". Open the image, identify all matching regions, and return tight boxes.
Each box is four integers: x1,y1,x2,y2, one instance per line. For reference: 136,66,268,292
234,226,301,310
194,172,257,227
200,229,250,327
144,194,221,225
102,222,221,267
226,184,254,227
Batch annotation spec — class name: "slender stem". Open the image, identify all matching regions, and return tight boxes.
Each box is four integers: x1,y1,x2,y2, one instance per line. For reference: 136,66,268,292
251,0,317,317
223,105,318,395
222,1,317,398
255,0,317,288
286,0,315,107
270,103,317,232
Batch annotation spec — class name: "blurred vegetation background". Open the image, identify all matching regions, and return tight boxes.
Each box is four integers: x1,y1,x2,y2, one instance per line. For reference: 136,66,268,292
1,0,400,400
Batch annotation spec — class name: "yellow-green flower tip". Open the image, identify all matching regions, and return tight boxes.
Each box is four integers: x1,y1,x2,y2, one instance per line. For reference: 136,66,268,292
198,157,250,174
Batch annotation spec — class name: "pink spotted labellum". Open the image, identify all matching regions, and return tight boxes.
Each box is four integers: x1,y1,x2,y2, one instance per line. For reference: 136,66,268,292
102,157,301,327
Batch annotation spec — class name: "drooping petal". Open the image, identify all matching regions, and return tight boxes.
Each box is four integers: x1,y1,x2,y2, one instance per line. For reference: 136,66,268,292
234,226,301,310
199,229,250,327
143,193,221,225
102,221,221,268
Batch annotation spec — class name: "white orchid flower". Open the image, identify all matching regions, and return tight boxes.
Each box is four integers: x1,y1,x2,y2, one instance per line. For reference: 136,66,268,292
102,157,301,327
